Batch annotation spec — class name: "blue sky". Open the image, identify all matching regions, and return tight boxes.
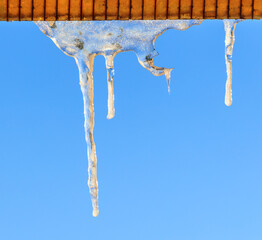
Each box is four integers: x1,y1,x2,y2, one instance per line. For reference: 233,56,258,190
0,20,262,240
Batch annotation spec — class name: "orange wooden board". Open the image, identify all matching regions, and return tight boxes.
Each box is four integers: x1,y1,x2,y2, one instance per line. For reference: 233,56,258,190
0,0,261,20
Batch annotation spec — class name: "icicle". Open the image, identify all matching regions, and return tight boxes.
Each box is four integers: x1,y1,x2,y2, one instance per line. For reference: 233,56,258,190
36,20,202,98
165,70,172,94
223,20,240,106
105,55,115,119
137,51,173,93
35,20,203,216
76,55,99,217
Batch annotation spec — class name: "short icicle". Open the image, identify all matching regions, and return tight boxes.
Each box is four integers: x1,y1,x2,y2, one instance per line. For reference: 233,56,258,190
76,55,99,217
223,20,239,107
137,52,173,93
105,55,115,119
165,70,172,94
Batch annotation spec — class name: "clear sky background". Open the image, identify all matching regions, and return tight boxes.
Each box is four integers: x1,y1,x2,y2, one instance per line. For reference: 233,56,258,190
0,20,262,240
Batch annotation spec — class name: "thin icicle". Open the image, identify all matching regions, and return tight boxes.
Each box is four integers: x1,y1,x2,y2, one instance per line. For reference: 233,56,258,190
76,55,99,217
105,55,115,119
224,20,240,106
165,70,172,94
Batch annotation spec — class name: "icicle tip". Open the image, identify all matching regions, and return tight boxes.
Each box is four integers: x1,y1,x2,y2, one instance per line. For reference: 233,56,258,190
93,208,99,217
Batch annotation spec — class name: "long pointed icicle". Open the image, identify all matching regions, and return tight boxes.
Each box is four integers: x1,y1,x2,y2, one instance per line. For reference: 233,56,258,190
224,20,239,106
76,55,99,217
105,55,115,119
35,20,202,217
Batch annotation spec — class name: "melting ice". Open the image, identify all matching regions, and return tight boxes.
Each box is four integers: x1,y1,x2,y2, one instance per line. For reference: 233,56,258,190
35,20,240,216
223,20,241,106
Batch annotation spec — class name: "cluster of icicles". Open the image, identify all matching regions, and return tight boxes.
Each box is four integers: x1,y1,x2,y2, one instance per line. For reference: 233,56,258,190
36,20,240,216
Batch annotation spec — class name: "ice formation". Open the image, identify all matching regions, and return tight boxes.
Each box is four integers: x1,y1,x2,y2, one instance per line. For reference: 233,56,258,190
35,19,240,216
223,20,241,106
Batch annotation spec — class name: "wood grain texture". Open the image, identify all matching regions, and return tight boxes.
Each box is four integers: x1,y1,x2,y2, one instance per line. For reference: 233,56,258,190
217,0,229,18
94,0,106,20
180,0,192,19
229,0,241,18
254,0,262,19
156,0,168,20
131,0,142,20
45,0,56,20
8,0,19,21
205,0,216,19
0,0,7,21
106,0,118,20
70,0,82,20
241,0,253,19
1,0,261,20
143,0,154,19
192,0,204,19
168,0,180,19
20,0,33,20
33,0,45,20
119,0,130,19
82,0,93,20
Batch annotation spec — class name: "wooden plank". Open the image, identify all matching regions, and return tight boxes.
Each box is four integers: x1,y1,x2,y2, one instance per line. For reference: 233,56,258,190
0,0,261,20
45,0,56,20
217,0,228,18
229,0,241,18
94,0,106,20
119,0,130,19
8,0,19,21
156,0,167,19
241,0,253,19
20,0,32,20
254,0,262,19
70,0,81,20
168,0,179,19
205,0,216,19
180,0,191,19
131,0,142,19
192,0,204,19
107,0,118,20
82,0,93,20
0,0,7,21
33,0,45,20
143,0,154,19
